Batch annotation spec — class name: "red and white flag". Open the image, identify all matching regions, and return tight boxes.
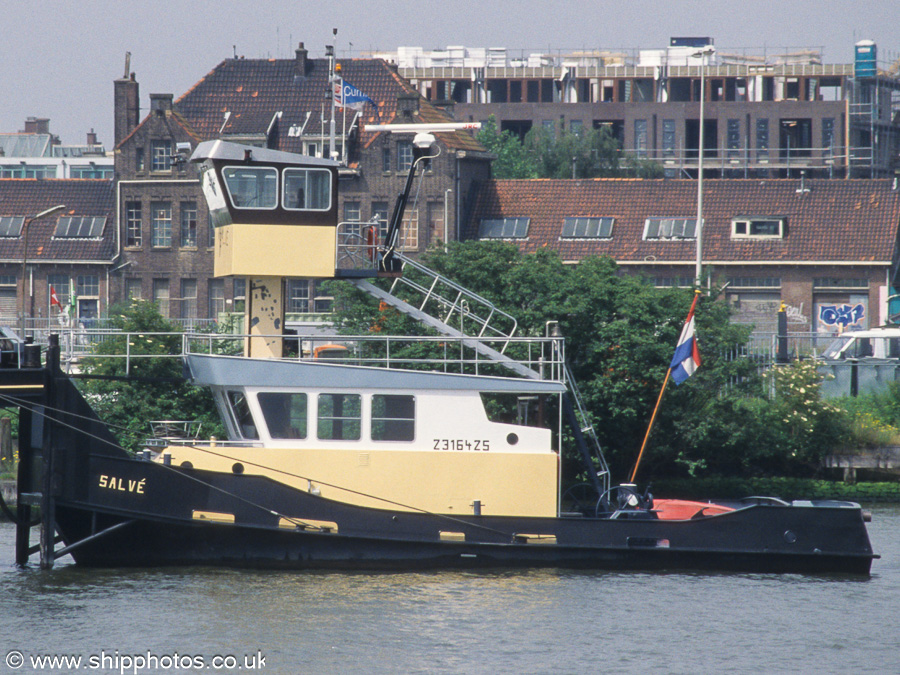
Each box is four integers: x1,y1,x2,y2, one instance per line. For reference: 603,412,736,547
49,285,63,309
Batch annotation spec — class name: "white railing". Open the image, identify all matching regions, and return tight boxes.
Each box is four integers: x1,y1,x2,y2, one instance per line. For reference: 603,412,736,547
35,329,566,382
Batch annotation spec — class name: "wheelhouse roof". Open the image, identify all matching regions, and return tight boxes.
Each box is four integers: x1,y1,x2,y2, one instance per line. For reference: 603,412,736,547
186,354,566,393
190,139,339,168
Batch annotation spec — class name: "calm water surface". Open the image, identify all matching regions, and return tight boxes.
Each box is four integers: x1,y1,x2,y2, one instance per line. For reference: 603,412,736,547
1,507,898,675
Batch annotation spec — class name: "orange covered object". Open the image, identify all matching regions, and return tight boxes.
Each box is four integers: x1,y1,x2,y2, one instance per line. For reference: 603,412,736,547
652,499,735,520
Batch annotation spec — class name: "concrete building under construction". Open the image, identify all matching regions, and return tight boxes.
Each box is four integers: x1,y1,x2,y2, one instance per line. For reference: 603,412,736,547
375,38,900,179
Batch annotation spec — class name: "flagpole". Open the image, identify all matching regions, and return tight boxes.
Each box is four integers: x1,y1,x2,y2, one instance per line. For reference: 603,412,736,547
629,290,701,484
629,369,671,484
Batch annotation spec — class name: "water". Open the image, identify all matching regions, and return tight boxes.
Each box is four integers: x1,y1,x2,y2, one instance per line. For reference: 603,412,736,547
1,508,898,675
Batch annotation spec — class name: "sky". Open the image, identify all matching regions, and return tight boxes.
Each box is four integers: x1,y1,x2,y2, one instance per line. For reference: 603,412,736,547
2,0,899,146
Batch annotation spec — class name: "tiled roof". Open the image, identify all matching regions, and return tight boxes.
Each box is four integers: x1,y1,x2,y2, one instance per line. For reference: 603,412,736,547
466,178,900,264
0,179,116,262
175,57,483,153
116,108,201,150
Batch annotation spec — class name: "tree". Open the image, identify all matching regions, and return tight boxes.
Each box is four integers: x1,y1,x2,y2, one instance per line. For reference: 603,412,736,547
330,241,786,481
475,117,541,178
476,116,664,179
77,301,224,453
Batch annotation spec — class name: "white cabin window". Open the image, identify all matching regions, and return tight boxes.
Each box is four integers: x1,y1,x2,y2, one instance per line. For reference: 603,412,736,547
317,394,361,441
258,393,307,439
222,166,278,210
283,168,331,211
227,390,258,440
371,395,415,442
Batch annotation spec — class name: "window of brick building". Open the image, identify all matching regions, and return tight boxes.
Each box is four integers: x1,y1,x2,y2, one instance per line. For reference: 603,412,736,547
125,201,142,247
150,141,172,172
180,201,197,247
152,279,170,317
151,202,172,247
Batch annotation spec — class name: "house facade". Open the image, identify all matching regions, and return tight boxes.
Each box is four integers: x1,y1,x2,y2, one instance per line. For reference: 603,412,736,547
465,177,900,335
0,179,116,330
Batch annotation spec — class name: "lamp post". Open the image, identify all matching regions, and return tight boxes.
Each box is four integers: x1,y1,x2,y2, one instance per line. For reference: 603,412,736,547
692,46,714,287
20,204,66,336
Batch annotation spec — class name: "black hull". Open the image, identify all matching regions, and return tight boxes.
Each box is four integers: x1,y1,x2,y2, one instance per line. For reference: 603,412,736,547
54,507,873,575
46,454,875,575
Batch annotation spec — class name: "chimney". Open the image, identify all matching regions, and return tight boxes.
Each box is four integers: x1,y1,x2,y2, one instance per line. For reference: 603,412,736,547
22,117,50,134
114,70,140,147
86,129,98,146
150,93,174,114
295,42,310,77
396,93,419,118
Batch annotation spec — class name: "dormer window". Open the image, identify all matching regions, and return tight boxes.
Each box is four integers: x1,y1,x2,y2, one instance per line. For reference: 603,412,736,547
150,140,173,172
732,217,785,239
643,217,697,240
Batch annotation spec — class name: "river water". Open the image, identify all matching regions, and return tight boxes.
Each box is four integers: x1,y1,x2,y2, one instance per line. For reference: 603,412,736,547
1,507,898,675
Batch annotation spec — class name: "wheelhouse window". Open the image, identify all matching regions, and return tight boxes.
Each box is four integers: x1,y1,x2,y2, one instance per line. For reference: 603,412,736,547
561,217,614,239
478,217,530,239
227,390,258,440
371,395,415,442
317,393,361,441
283,168,331,211
258,392,308,439
222,166,277,209
643,218,697,240
732,217,785,239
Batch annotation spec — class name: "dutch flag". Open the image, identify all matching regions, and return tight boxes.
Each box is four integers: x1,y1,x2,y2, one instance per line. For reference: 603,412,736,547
669,294,701,385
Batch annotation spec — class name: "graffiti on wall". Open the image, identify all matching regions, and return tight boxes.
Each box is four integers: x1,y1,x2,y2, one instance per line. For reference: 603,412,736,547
784,302,808,325
818,303,866,328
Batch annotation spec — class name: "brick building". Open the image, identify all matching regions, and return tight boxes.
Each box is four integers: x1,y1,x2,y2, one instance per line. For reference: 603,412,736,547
466,177,900,335
0,179,116,328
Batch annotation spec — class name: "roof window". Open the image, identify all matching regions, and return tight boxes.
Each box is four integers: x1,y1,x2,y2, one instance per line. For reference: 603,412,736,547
478,217,530,239
561,217,614,238
54,216,106,238
643,217,697,240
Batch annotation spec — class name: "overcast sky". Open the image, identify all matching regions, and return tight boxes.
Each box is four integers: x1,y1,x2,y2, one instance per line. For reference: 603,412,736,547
3,0,899,146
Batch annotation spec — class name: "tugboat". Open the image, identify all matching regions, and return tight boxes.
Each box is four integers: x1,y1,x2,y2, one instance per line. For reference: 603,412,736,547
3,130,877,574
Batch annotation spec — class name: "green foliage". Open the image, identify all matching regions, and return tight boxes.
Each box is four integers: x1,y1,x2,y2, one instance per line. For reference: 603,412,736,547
475,117,541,179
654,475,900,503
78,301,225,453
331,241,804,480
476,116,664,179
838,382,900,448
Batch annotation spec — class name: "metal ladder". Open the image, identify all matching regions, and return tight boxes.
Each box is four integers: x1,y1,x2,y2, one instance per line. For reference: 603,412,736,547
564,363,611,495
349,251,538,380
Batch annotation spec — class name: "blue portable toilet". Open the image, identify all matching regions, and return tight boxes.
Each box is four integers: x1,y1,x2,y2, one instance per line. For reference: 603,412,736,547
855,40,877,78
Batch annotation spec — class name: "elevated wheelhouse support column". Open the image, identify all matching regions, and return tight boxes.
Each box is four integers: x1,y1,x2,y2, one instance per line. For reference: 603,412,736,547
245,276,285,359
